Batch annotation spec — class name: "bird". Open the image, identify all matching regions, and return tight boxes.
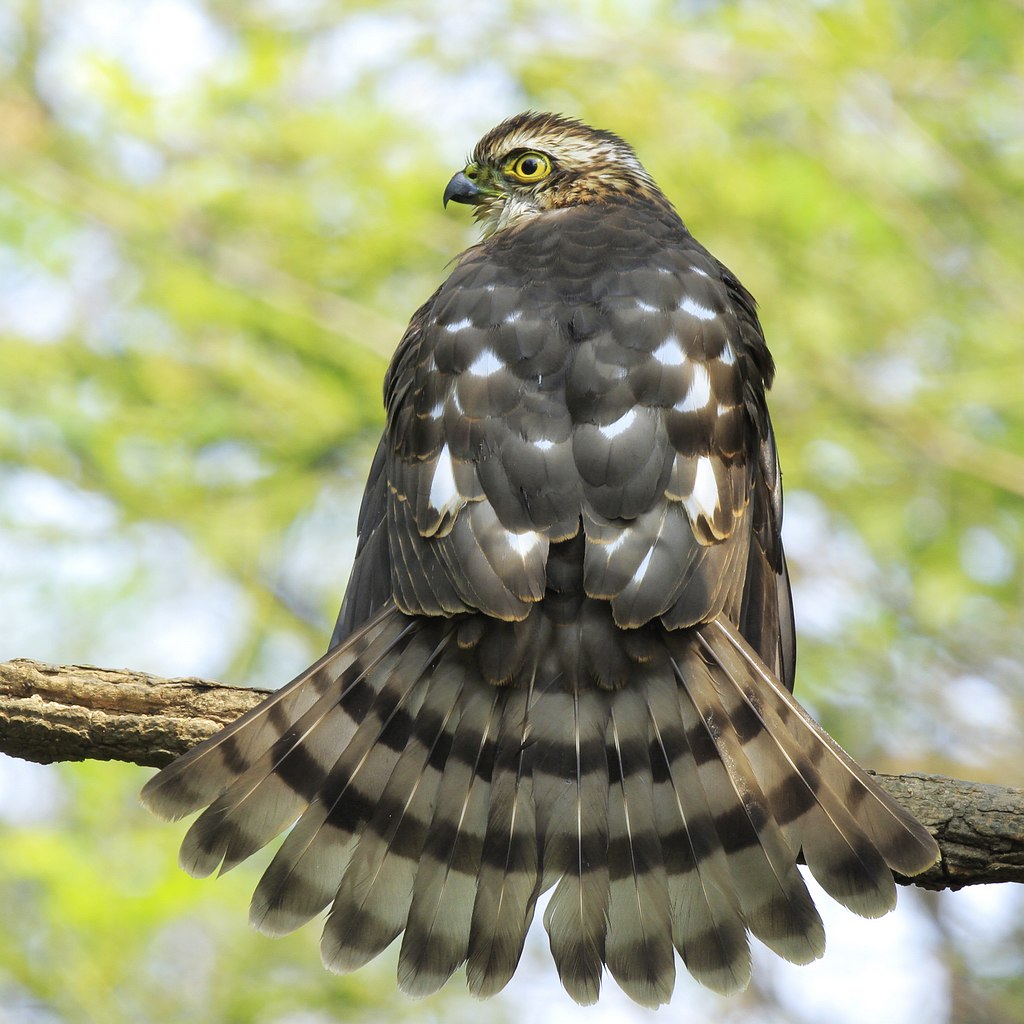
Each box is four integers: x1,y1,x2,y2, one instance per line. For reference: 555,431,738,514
141,111,940,1008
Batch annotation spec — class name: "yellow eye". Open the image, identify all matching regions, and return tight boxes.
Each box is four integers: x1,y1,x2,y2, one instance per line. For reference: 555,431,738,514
507,151,551,182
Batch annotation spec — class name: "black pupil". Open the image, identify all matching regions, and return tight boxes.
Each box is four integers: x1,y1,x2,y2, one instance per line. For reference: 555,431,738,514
520,157,538,175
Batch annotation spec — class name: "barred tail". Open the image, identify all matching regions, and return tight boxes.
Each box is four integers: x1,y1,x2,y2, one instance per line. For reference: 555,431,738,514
142,605,938,1008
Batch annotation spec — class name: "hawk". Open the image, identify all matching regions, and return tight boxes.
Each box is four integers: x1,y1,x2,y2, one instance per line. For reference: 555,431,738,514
142,112,939,1008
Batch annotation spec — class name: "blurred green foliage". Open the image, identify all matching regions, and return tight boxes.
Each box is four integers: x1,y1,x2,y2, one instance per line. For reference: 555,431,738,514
1,762,465,1024
1,0,1022,1021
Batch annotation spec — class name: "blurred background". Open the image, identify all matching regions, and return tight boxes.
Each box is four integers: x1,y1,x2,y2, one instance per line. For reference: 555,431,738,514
1,0,1022,1021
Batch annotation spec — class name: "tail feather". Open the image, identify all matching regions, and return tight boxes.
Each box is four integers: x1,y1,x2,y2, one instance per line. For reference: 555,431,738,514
397,683,502,996
466,688,540,998
605,690,675,1009
672,645,826,965
140,613,406,824
319,664,466,972
249,626,447,935
177,703,333,878
180,674,384,878
537,689,611,1006
143,605,938,1009
644,668,751,995
705,619,940,878
697,626,897,917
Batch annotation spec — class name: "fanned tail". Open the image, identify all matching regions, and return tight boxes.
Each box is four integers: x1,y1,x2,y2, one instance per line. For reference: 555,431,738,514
143,605,938,1009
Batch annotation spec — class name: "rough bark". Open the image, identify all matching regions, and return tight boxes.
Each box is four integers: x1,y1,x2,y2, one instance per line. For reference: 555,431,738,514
0,658,269,769
1,657,1022,891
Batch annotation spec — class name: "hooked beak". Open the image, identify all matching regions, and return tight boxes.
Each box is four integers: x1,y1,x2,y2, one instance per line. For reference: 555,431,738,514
443,170,482,207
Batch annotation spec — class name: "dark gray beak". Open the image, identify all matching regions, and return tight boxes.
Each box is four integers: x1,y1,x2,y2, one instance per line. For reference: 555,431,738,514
443,171,481,207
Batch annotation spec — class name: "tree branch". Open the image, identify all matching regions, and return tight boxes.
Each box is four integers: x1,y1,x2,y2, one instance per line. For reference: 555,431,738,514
0,658,268,769
2,657,1021,891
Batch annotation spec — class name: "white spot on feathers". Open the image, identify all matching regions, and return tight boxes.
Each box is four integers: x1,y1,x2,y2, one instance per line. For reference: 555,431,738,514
507,530,543,556
504,310,522,324
631,549,653,585
679,296,717,321
599,409,636,439
467,349,504,377
690,265,710,278
720,341,736,365
605,531,628,554
445,317,473,333
652,336,685,367
683,456,720,522
636,299,658,312
428,444,460,515
674,363,711,412
533,438,555,451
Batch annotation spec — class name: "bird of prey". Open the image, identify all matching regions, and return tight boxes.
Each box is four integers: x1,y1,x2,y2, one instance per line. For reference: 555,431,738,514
142,112,939,1008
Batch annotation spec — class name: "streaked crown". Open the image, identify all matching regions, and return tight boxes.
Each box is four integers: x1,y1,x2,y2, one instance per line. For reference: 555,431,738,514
447,111,668,237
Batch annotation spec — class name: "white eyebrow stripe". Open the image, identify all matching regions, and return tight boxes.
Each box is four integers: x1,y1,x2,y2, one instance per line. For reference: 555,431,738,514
674,363,711,412
466,349,504,377
679,296,718,321
652,336,685,367
599,409,637,439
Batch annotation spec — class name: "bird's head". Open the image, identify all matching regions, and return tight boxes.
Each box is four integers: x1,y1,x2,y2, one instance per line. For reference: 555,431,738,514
443,111,666,237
